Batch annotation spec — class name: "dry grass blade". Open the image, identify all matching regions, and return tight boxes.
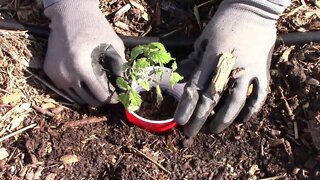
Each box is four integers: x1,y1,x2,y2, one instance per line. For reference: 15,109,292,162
0,123,37,142
258,175,287,180
131,146,171,174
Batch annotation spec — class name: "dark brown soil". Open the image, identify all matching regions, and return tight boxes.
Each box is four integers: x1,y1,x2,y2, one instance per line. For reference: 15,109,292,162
135,87,178,120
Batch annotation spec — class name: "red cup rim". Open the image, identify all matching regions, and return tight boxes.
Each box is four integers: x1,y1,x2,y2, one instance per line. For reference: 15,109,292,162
128,110,175,124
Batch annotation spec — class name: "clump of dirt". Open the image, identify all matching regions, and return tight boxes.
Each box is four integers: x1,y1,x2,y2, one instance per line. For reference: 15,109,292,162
135,87,178,120
278,60,307,90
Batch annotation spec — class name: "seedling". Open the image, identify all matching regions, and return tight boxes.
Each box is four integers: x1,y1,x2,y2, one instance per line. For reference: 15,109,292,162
116,42,183,112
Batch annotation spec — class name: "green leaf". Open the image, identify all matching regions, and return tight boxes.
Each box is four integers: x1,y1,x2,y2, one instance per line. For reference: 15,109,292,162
129,89,142,108
148,42,166,52
170,72,184,87
139,81,150,91
118,93,130,108
149,51,173,64
135,58,150,69
171,61,178,71
130,45,145,60
116,77,129,90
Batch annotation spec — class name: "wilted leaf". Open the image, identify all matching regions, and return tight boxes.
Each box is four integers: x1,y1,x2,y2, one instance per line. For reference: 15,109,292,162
156,85,163,104
60,154,80,164
0,148,9,160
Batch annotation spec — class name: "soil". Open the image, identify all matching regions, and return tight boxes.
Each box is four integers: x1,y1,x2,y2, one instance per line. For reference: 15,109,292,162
0,0,320,179
135,87,178,120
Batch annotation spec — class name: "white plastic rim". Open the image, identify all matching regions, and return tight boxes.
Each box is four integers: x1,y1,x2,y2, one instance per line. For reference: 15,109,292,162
129,67,186,124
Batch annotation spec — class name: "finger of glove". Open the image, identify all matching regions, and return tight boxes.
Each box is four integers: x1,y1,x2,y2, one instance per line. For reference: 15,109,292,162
209,77,250,134
237,77,269,123
90,44,124,104
91,44,125,79
177,39,208,82
174,80,200,125
183,84,216,137
174,53,218,125
65,88,85,105
177,52,199,82
72,82,102,107
81,75,118,105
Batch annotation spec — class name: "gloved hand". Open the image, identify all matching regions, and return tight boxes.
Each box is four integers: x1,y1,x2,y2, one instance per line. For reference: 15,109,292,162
174,0,290,137
43,0,126,106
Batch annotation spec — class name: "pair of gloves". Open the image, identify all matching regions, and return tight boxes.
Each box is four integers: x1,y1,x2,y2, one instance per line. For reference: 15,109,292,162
44,0,290,137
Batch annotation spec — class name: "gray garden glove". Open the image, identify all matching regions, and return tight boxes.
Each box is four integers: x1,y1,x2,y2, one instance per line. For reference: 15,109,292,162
174,0,290,137
43,0,126,106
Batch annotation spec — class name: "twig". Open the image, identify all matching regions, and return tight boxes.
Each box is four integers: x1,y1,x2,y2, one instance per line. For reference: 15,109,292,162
32,104,55,117
25,69,75,104
63,116,108,128
258,175,287,180
131,147,171,174
293,121,299,139
277,86,299,139
277,86,294,119
0,123,37,142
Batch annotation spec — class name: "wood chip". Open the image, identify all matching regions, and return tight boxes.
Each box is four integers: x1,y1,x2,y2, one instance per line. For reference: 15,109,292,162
60,155,80,165
248,164,259,176
114,21,130,31
130,1,145,11
0,93,22,104
114,4,131,22
0,148,9,160
306,77,320,86
212,52,236,94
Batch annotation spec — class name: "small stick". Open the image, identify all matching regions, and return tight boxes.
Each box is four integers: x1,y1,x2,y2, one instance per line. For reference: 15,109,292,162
63,116,108,128
32,104,55,117
131,147,171,174
293,121,299,139
277,86,294,119
277,86,299,139
0,123,37,142
258,175,287,180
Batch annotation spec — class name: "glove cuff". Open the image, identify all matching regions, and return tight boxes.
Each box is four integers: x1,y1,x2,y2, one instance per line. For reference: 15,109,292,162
220,0,290,20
